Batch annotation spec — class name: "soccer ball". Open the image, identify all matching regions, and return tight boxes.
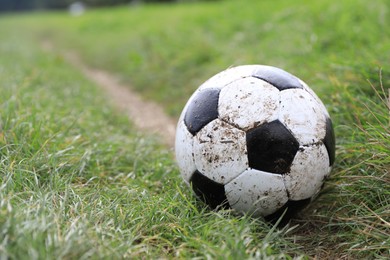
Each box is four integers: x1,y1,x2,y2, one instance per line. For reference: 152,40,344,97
175,65,335,222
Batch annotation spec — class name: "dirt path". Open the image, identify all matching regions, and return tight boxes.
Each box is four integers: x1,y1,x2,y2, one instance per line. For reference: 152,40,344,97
42,42,177,148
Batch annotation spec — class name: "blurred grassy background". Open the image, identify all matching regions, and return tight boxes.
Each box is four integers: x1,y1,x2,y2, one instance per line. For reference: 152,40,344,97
3,0,388,117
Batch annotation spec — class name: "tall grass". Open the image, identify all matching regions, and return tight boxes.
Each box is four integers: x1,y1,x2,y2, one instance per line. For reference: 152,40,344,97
0,0,389,258
292,73,389,258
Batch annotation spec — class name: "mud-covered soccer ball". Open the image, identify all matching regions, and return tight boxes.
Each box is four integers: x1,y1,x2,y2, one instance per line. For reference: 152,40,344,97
175,65,335,222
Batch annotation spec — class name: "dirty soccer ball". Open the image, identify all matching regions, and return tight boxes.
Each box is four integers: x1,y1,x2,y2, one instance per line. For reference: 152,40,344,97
175,65,335,222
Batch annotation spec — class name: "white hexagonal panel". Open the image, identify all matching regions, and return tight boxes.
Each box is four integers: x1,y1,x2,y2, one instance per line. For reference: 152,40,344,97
283,143,331,200
193,119,248,184
198,65,258,91
225,169,288,217
298,79,330,118
218,77,280,131
279,89,326,145
175,121,196,183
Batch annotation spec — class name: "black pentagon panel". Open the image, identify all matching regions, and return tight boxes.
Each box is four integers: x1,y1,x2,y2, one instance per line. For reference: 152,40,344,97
264,198,311,224
323,117,336,166
251,66,303,91
184,88,221,136
190,170,230,210
246,120,299,174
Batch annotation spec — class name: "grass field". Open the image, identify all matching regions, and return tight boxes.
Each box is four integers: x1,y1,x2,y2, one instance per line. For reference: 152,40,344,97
1,0,389,258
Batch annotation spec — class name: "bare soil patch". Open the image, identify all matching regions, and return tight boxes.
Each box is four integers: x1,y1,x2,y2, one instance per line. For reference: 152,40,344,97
42,41,176,148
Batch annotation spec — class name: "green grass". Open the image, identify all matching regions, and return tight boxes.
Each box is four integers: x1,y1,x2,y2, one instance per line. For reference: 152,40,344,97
1,0,389,258
0,10,303,259
7,0,389,116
